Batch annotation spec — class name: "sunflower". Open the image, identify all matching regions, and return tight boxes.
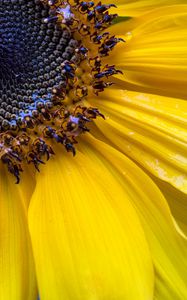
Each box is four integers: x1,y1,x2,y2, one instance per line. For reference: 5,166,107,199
0,0,187,299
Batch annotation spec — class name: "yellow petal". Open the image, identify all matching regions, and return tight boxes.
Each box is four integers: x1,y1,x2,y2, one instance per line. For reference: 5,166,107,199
153,177,187,237
82,135,187,299
110,5,187,99
90,89,187,194
0,166,37,300
106,0,187,17
28,145,154,300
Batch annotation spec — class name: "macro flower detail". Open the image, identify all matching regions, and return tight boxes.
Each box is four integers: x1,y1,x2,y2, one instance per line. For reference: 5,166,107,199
0,0,122,182
1,1,187,300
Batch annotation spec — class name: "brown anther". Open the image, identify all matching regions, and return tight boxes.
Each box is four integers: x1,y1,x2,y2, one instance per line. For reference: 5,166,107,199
64,109,70,118
18,134,30,145
93,81,114,95
24,116,35,129
4,134,13,145
43,126,54,138
79,24,91,36
90,57,102,72
75,85,88,99
62,17,79,32
0,0,122,182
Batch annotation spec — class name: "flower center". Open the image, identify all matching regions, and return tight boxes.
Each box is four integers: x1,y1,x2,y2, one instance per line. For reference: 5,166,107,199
0,0,123,182
0,0,78,130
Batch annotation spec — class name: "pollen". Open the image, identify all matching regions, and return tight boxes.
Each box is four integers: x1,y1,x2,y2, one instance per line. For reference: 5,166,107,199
0,0,124,182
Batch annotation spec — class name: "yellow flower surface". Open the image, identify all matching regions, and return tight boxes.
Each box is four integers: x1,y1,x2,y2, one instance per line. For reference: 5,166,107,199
0,1,187,300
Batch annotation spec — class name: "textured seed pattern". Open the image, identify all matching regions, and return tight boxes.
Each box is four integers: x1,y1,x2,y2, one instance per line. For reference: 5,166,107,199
0,0,76,130
0,0,122,182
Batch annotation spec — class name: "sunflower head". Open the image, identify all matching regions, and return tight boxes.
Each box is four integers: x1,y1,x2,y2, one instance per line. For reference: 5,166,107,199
0,0,123,182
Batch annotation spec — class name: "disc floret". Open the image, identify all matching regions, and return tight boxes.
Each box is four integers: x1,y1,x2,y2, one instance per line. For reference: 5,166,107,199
0,0,124,182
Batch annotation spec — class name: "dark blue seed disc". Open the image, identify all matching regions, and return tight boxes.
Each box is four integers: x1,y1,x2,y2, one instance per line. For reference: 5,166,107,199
0,0,76,130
